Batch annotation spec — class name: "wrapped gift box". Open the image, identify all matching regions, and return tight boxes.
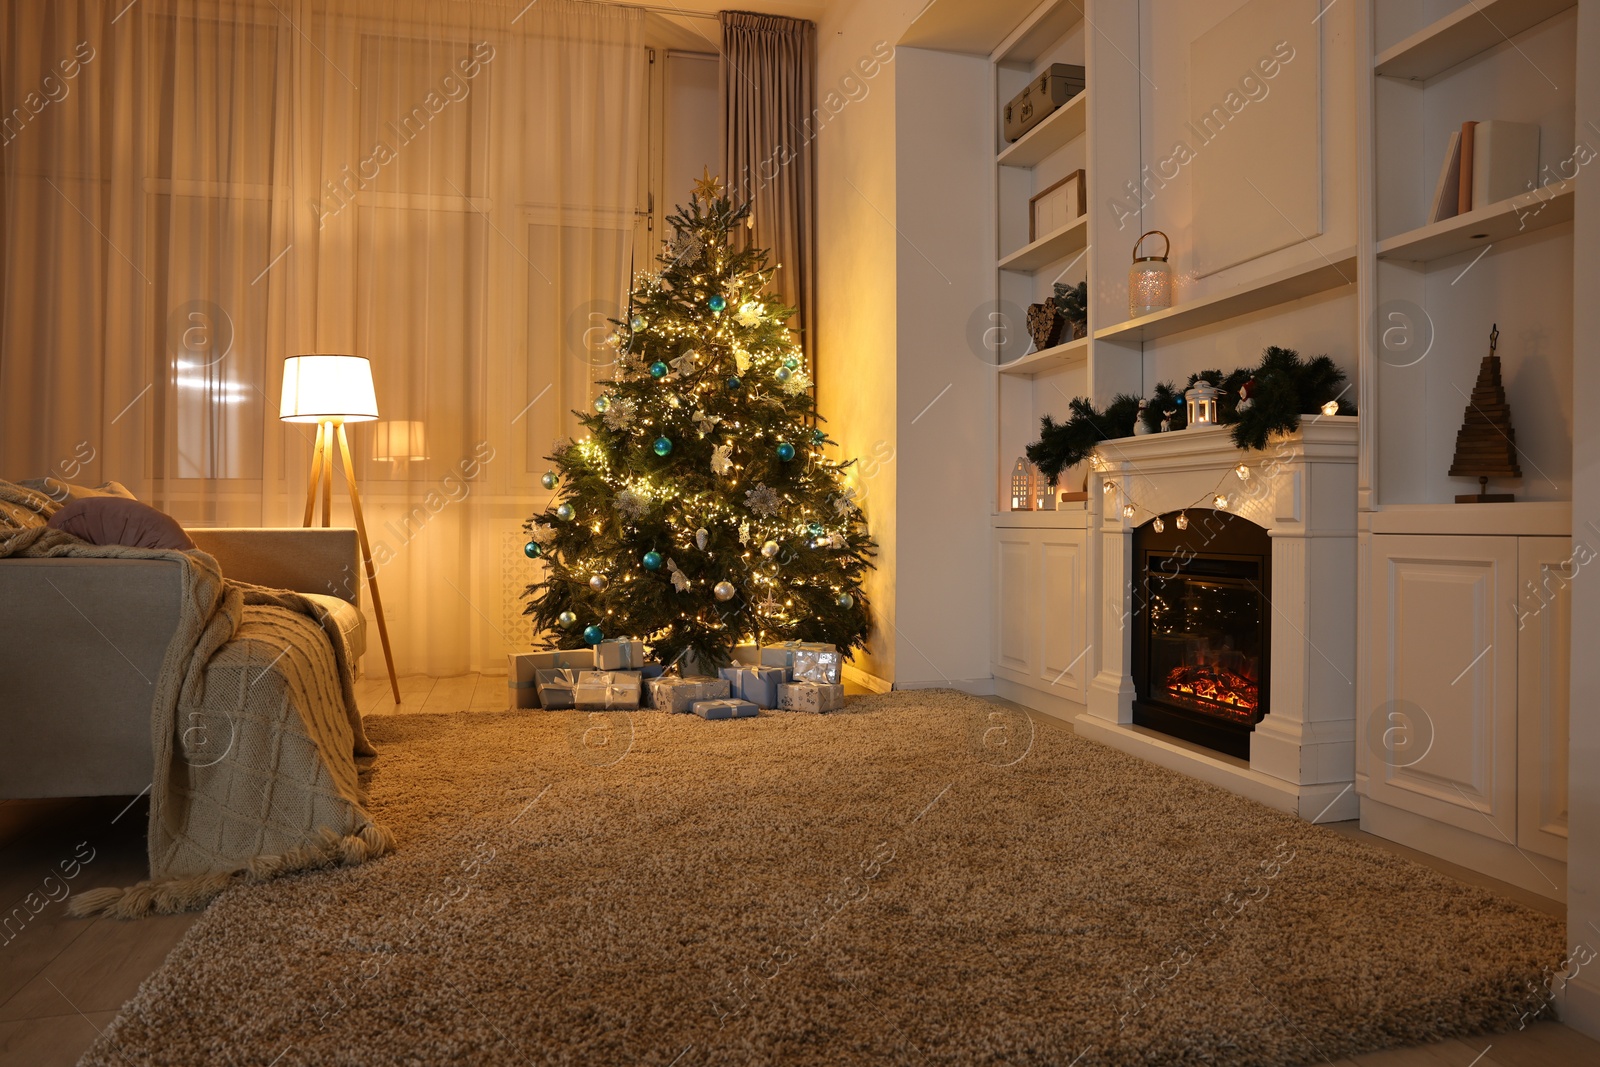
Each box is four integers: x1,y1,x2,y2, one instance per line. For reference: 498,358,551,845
508,649,595,708
595,638,646,671
792,648,843,685
645,675,731,713
574,670,642,710
693,698,758,720
718,665,786,709
534,668,582,710
733,641,830,674
777,681,845,713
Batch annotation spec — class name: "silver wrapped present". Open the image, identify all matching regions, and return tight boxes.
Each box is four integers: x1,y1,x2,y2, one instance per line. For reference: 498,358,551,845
777,681,844,713
792,648,843,685
508,649,594,708
644,675,731,713
718,665,786,709
534,668,581,710
693,698,758,720
574,670,642,710
595,638,646,671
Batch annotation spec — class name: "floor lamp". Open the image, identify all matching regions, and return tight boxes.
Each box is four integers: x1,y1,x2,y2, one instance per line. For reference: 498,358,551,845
279,354,402,703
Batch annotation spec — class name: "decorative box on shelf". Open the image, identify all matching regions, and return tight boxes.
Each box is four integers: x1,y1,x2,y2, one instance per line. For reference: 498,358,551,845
693,698,758,720
777,681,844,714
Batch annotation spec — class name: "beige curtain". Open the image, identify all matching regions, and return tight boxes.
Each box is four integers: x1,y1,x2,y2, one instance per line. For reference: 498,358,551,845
0,0,645,676
719,10,816,372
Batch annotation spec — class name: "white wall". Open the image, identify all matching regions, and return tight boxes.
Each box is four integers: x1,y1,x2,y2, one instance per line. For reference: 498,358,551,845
892,47,996,689
815,1,920,683
1563,0,1600,1038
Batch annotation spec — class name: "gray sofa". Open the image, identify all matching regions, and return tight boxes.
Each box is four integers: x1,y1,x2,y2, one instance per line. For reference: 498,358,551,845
0,528,366,800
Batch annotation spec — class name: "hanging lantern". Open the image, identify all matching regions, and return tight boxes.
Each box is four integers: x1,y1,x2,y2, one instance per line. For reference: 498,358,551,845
1010,457,1036,512
1185,380,1220,428
1128,230,1173,319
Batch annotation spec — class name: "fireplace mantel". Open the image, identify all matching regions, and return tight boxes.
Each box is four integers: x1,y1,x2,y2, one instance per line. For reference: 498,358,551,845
1076,416,1360,822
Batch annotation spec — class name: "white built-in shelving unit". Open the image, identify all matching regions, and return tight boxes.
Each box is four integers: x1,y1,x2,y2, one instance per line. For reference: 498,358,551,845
1355,0,1582,899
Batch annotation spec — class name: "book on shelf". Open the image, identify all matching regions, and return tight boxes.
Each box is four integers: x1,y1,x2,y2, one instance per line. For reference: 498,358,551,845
1471,120,1540,211
1457,120,1477,216
1429,130,1462,224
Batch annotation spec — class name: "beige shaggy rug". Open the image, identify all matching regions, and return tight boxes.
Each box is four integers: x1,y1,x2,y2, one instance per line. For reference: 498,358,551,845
80,691,1564,1066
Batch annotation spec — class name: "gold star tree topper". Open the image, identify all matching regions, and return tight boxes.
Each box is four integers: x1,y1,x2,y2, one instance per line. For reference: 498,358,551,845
692,165,724,201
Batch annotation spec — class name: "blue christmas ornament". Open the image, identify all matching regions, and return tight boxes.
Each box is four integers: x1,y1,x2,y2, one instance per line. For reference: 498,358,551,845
649,361,669,379
653,437,673,456
642,550,663,571
708,295,727,313
556,503,575,521
776,442,796,462
726,376,742,390
784,357,799,370
541,470,558,490
808,522,824,537
524,540,542,559
558,610,578,628
776,367,792,383
811,429,825,444
582,625,604,646
594,395,611,413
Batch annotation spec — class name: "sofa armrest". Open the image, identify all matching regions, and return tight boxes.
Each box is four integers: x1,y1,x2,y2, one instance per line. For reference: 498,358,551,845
187,527,361,606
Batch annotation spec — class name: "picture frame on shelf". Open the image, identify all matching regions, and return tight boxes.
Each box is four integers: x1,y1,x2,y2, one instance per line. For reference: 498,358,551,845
1029,169,1085,242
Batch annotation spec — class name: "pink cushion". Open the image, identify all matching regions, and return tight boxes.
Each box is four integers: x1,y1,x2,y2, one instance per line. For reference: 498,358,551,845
47,497,196,551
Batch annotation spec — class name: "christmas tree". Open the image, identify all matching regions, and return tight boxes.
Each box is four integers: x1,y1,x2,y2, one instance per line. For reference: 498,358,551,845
521,174,875,669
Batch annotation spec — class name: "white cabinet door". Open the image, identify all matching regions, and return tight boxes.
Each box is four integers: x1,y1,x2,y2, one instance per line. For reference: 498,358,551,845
1366,535,1519,841
1039,531,1089,702
994,532,1039,676
1516,537,1571,862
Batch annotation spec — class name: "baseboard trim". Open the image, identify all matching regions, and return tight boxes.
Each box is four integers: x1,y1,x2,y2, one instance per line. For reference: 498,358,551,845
1359,797,1567,904
992,677,1086,725
843,664,893,694
1561,972,1600,1037
891,676,995,696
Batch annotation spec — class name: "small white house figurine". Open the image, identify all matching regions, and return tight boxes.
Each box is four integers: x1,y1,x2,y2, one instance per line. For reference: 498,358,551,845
1133,399,1153,435
1010,457,1036,511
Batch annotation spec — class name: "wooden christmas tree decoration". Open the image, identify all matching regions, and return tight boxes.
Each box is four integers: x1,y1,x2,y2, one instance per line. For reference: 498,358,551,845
1448,324,1521,503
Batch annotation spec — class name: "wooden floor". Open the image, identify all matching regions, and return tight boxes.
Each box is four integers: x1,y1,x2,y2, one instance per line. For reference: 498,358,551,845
3,678,1598,1066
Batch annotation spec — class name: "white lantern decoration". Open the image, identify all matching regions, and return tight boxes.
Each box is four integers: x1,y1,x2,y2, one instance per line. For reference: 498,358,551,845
1128,230,1173,319
1010,457,1036,511
1185,380,1220,428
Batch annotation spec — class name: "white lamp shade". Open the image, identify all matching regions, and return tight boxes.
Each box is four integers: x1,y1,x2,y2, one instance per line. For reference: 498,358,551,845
279,355,379,423
372,420,428,461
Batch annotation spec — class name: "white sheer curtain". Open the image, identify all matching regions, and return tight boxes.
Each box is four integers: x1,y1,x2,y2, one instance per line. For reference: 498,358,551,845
1,0,644,676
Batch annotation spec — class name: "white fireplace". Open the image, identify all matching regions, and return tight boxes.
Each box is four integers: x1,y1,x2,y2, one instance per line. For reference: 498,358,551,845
1074,417,1360,822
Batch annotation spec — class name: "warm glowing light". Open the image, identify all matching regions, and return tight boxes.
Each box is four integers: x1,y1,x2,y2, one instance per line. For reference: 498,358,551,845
1322,400,1339,416
1214,494,1229,509
278,355,378,423
1235,463,1249,481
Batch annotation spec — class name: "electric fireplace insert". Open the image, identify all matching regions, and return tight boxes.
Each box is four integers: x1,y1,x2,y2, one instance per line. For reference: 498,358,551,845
1131,510,1271,759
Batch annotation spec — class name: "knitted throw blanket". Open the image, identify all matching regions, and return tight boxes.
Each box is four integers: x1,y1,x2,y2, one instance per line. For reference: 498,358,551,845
0,523,392,917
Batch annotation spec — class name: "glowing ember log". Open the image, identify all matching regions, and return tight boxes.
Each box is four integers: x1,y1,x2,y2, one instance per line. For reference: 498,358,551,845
1164,662,1259,719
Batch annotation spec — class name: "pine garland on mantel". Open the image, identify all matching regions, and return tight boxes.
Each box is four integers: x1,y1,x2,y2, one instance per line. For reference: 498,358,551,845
1026,346,1354,485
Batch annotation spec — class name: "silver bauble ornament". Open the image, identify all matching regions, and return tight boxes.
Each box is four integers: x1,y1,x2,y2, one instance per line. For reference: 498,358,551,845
541,470,558,490
760,540,779,559
713,580,736,601
557,610,578,628
836,593,854,610
589,574,608,592
695,528,709,550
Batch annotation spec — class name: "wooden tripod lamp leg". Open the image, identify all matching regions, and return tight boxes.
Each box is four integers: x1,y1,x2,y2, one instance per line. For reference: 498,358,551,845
335,424,402,704
321,420,334,528
303,422,326,528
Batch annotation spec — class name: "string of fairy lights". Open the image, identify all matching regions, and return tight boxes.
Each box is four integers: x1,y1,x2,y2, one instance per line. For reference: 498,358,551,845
1088,450,1268,533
